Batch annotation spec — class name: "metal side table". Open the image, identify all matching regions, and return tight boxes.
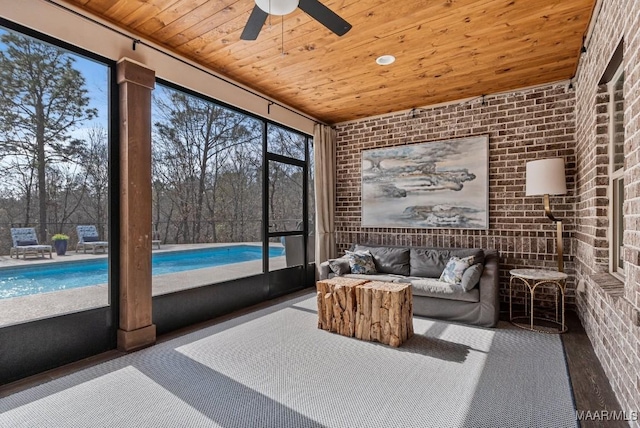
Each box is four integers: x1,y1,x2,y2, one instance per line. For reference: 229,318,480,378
509,268,568,333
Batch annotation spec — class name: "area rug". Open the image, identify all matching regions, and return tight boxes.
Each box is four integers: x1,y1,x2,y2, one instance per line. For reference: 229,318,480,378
0,293,577,427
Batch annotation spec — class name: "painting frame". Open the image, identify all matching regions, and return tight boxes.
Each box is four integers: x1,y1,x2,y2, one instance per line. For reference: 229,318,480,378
361,135,489,230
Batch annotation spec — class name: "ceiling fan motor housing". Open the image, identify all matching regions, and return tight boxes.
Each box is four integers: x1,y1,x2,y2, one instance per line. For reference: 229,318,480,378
242,0,351,40
255,0,299,15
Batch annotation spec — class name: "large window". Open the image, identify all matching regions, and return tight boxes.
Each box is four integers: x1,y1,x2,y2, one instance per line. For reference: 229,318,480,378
0,24,113,327
609,66,625,276
151,82,313,294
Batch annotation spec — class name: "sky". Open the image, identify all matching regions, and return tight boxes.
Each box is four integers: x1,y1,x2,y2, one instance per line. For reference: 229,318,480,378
0,26,109,134
0,24,308,152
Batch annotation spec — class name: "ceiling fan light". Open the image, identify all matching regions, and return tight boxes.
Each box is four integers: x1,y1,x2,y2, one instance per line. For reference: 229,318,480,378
255,0,299,15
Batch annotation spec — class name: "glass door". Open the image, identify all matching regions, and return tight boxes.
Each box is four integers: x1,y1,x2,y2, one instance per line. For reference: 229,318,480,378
264,124,312,296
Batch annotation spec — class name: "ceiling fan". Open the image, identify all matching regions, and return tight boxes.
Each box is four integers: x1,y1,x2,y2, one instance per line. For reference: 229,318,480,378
241,0,352,40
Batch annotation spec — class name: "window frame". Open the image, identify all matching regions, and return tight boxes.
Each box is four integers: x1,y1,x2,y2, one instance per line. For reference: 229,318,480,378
0,17,120,384
152,79,314,276
264,123,311,272
0,17,119,321
608,64,625,278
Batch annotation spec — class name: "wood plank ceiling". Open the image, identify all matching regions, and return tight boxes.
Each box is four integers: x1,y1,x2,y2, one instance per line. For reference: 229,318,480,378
60,0,596,124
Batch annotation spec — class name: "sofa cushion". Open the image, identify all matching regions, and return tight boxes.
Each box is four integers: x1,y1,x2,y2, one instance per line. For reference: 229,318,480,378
345,250,377,274
409,249,449,277
343,273,408,282
461,263,484,291
410,248,484,277
439,256,474,284
409,278,480,303
328,258,351,275
353,244,410,276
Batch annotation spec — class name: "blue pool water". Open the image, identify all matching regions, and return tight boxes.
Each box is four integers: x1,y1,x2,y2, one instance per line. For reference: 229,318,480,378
0,245,284,300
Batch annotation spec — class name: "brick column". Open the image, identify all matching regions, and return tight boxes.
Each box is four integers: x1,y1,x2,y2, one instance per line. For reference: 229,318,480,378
116,58,156,351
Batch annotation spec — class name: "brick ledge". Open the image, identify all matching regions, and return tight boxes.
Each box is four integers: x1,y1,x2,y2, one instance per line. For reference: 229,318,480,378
589,273,624,297
589,273,640,326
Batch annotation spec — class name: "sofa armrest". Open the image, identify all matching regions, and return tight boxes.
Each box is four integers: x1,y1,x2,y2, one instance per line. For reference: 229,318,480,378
319,255,352,280
478,249,500,327
319,260,332,280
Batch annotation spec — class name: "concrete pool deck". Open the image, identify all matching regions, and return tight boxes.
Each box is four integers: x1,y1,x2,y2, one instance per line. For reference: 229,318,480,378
0,243,288,327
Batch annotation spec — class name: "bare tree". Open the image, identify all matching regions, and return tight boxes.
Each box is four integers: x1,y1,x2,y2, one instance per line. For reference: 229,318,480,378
266,125,306,232
153,87,259,243
215,139,262,241
0,147,37,225
46,161,85,235
78,127,109,236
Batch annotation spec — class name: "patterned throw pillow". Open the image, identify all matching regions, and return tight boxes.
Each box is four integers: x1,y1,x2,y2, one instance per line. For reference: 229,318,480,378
439,255,474,284
345,250,377,274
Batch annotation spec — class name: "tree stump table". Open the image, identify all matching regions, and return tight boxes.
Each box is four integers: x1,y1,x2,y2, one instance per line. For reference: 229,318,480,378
316,278,414,347
355,281,413,347
316,277,368,337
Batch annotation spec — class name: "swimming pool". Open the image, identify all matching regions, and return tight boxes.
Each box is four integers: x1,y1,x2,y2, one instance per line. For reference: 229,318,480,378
0,245,284,300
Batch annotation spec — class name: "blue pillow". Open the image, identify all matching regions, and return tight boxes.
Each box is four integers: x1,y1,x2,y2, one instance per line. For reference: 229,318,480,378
83,236,100,242
16,239,38,246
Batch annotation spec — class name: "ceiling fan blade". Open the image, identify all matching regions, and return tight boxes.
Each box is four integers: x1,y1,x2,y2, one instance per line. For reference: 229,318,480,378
298,0,352,36
241,6,268,40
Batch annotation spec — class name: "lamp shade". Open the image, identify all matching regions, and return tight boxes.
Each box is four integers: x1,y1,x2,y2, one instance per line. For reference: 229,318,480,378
255,0,299,15
525,158,567,196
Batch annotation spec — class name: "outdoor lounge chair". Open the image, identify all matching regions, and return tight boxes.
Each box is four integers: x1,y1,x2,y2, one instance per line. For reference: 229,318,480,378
10,227,53,259
76,225,108,254
152,228,161,250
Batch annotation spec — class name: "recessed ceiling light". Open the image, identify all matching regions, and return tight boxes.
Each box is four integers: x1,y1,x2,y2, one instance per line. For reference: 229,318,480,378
376,55,396,65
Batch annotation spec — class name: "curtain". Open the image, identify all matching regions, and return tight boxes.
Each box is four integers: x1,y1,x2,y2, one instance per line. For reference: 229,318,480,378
313,123,337,275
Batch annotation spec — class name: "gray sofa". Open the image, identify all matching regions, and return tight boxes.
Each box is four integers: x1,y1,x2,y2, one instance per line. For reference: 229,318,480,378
319,244,499,328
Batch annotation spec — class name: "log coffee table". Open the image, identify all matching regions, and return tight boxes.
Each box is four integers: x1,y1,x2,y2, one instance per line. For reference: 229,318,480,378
316,278,414,347
316,277,367,337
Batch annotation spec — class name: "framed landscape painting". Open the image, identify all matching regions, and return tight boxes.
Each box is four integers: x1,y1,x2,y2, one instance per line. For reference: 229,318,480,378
361,135,489,229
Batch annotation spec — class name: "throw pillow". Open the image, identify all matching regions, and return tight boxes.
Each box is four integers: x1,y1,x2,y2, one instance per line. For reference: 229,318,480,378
439,255,474,284
345,250,377,275
83,236,100,242
16,239,38,246
328,258,351,275
460,263,484,291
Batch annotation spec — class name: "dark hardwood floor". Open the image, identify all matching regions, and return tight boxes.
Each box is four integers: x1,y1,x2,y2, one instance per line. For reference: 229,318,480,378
562,311,628,428
1,289,626,428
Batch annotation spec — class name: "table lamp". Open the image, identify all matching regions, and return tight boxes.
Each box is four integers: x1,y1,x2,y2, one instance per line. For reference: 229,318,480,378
526,158,567,272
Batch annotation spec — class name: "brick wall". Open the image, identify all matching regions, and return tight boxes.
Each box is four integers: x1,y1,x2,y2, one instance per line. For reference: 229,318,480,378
329,0,640,420
573,0,640,419
334,83,577,307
